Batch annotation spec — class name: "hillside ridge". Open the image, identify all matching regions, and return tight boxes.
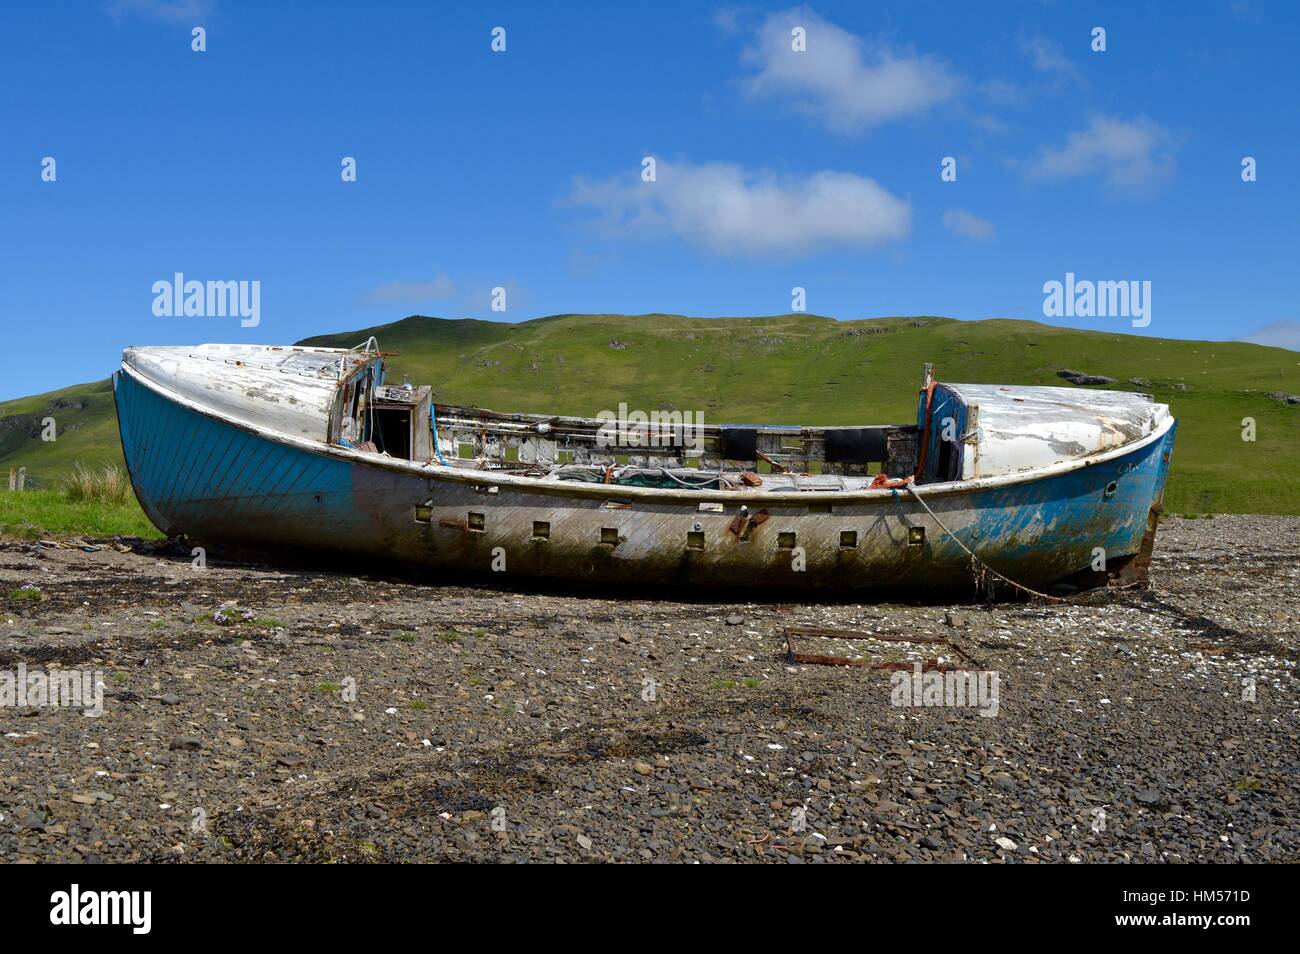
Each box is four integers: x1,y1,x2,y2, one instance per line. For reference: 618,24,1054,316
2,314,1297,514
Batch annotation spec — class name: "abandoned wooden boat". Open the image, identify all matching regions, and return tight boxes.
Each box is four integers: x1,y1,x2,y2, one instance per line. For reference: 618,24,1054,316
113,340,1176,597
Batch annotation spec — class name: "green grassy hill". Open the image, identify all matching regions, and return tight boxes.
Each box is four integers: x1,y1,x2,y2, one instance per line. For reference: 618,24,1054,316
3,314,1298,515
0,377,123,490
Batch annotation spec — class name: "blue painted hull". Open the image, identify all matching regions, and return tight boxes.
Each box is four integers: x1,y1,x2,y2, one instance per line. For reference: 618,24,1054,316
115,369,1176,595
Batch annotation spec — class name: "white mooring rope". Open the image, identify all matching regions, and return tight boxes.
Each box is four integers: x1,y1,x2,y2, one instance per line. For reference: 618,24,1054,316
904,483,1069,603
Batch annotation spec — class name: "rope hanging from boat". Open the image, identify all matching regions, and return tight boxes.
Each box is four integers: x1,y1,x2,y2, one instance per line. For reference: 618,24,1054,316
904,483,1068,604
429,403,449,466
656,467,723,489
912,380,939,481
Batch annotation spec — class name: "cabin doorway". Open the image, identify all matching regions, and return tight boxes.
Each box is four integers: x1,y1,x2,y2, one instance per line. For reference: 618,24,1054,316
373,406,412,460
936,438,955,482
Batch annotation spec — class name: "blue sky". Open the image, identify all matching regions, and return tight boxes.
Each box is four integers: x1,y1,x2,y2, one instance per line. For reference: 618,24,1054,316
2,0,1298,399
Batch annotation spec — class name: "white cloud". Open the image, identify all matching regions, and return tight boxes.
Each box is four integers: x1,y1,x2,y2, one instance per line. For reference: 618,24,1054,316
737,6,962,133
1019,35,1081,84
1242,320,1300,352
978,79,1026,108
568,159,911,257
942,209,996,240
712,5,747,34
104,0,214,24
361,273,455,305
1023,115,1176,187
1227,1,1262,24
359,274,531,315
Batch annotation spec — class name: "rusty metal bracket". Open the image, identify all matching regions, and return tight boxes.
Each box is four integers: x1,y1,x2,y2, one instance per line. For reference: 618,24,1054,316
728,509,769,541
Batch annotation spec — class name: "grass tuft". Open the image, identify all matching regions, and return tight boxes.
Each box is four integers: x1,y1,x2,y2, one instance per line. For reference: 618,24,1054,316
62,463,133,506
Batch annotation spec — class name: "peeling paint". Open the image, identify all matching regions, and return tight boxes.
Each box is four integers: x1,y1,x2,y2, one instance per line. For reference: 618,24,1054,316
932,384,1171,480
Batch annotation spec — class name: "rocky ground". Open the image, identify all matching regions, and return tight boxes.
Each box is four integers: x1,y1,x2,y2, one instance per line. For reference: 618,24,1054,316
0,514,1296,864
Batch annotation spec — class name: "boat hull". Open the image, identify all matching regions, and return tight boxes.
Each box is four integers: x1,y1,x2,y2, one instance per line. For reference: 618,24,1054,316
114,369,1177,596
